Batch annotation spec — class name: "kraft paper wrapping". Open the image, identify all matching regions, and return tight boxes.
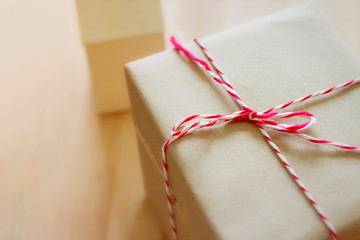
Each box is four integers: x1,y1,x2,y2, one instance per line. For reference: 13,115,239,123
126,3,360,240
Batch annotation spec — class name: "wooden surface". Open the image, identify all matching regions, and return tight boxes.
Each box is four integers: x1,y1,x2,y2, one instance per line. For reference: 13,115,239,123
101,113,164,240
0,1,359,240
0,0,109,239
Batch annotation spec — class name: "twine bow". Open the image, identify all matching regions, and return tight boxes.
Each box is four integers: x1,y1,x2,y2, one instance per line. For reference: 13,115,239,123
161,36,360,240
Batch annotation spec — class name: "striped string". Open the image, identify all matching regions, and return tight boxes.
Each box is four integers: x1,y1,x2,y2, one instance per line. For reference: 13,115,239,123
162,36,360,240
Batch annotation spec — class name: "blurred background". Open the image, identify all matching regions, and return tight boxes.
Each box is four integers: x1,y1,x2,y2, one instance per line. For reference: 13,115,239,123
0,0,359,239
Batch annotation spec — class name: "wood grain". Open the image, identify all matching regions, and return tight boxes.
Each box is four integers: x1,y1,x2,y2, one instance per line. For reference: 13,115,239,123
101,113,163,240
0,1,358,240
0,0,109,239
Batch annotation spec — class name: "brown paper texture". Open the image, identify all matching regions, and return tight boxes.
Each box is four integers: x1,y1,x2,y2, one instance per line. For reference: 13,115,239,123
126,3,360,240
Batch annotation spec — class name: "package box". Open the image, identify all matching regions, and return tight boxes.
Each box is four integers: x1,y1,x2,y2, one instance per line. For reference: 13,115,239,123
126,3,360,239
76,0,164,113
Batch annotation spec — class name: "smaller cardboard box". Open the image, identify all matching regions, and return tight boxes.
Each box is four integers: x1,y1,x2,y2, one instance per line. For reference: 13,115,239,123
76,0,164,113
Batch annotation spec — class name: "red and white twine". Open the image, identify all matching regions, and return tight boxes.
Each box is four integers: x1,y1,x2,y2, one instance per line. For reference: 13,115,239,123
161,36,360,240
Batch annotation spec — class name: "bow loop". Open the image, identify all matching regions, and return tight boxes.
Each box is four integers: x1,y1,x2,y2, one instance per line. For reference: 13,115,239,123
170,108,316,139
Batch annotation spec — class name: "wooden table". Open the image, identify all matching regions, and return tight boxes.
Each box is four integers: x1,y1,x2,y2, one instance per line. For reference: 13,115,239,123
0,1,358,240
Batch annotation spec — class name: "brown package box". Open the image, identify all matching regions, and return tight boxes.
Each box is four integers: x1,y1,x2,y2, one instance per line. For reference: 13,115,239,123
126,3,360,240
